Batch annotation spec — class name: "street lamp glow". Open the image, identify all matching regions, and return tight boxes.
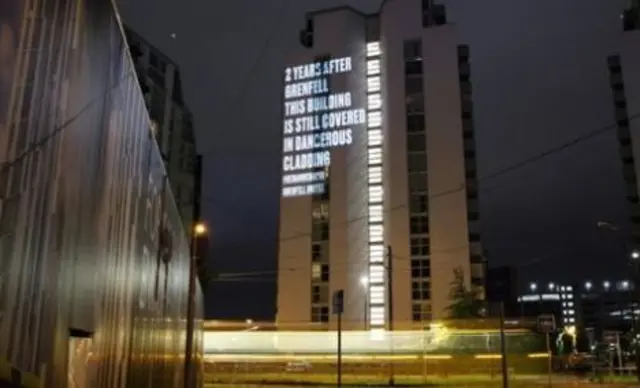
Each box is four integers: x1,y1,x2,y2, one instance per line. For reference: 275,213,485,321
529,283,537,292
548,282,555,291
632,251,640,260
193,222,207,236
603,281,610,290
585,281,592,290
622,280,630,289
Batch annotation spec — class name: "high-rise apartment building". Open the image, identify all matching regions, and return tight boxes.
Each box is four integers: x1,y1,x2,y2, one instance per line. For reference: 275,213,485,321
608,1,640,259
124,27,201,232
277,0,484,330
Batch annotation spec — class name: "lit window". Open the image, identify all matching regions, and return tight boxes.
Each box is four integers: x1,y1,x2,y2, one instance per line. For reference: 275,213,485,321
368,129,382,146
367,42,381,57
367,59,381,75
368,185,383,203
369,204,383,223
367,76,381,93
311,263,321,279
369,225,384,243
369,166,382,184
368,93,382,110
370,264,385,283
368,111,382,128
370,285,385,304
369,244,385,263
368,147,382,166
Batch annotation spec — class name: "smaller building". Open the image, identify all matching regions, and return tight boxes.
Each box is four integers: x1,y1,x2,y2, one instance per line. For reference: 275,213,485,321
517,282,576,327
576,280,637,336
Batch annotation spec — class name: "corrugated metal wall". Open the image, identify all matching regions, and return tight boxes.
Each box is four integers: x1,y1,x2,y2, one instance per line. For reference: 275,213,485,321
0,0,204,386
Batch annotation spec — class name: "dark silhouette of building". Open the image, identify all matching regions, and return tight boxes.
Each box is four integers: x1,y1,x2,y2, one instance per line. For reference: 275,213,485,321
486,266,519,317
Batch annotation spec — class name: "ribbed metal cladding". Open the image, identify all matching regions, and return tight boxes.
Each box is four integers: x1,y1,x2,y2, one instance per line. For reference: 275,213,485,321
0,0,203,387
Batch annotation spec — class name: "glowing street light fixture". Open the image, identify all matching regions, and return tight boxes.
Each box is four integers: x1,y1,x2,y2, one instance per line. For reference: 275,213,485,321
585,281,592,290
194,222,208,237
548,282,555,291
603,281,611,290
632,251,640,260
529,283,537,292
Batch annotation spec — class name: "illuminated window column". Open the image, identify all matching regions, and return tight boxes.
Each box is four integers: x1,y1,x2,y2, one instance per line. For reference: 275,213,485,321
366,41,385,330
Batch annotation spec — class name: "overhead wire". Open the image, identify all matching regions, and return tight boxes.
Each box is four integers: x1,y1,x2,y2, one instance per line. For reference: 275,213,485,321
206,112,638,282
275,112,639,245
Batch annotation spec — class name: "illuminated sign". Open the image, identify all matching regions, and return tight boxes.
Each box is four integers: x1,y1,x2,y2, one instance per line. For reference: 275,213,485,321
281,56,366,197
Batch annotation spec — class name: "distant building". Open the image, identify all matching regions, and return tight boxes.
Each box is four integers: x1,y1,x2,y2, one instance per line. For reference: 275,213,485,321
517,282,576,327
277,0,484,330
124,26,201,232
608,2,640,258
486,266,518,316
576,280,636,335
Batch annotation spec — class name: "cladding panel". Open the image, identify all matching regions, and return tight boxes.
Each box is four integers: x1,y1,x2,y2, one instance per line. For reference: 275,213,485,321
0,0,203,386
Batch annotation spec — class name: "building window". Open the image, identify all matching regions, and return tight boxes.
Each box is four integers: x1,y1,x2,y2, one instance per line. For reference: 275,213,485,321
412,303,432,322
312,222,329,241
411,280,430,300
311,263,321,279
320,264,329,282
409,194,428,213
407,133,426,152
407,115,425,133
312,285,328,304
410,216,429,234
410,237,429,256
403,40,422,61
311,306,329,322
312,244,322,262
407,153,427,173
411,259,430,278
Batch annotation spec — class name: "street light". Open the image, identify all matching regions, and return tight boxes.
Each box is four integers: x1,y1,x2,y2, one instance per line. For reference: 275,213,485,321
548,282,555,291
184,221,208,388
585,281,592,291
632,251,640,260
194,223,207,237
530,282,537,292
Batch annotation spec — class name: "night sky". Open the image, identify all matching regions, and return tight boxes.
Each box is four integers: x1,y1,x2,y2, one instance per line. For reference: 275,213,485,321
119,0,633,320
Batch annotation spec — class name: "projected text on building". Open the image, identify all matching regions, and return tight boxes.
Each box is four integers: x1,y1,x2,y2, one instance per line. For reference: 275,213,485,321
281,56,366,197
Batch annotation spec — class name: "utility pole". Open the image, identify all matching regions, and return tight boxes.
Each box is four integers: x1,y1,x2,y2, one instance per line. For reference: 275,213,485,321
387,245,395,386
333,290,345,388
499,302,509,388
632,257,640,382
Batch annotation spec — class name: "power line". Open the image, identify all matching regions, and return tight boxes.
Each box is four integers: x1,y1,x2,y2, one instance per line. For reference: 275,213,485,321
274,112,638,245
1,70,138,173
199,0,291,158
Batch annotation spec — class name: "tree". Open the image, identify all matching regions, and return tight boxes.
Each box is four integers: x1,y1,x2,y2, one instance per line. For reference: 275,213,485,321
447,267,486,319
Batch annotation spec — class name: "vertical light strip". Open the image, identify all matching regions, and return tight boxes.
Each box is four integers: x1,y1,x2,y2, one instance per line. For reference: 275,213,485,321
366,41,384,331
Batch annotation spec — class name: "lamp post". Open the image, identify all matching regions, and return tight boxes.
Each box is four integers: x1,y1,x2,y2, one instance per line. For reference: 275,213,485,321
184,222,207,388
